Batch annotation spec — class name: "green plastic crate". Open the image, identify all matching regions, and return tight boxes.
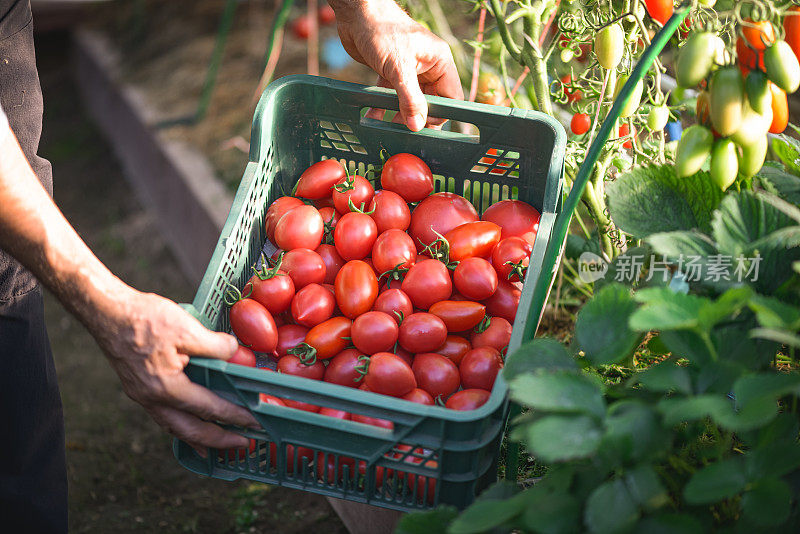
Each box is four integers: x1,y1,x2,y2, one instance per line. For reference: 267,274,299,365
174,75,565,512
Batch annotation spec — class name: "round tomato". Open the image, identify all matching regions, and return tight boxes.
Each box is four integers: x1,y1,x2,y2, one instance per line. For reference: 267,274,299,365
398,313,448,354
324,348,365,387
245,266,295,315
409,193,478,251
401,259,453,310
364,352,417,397
334,212,378,260
230,298,278,353
483,281,520,323
275,324,308,357
764,40,800,93
318,407,350,420
402,388,434,405
369,189,411,233
742,19,775,51
412,353,460,400
769,81,788,133
372,289,413,323
453,257,498,300
381,153,434,202
318,4,336,25
314,243,345,285
266,196,304,243
674,124,713,178
428,300,486,332
351,311,399,354
594,23,624,70
571,113,590,135
291,15,312,40
492,237,532,283
443,221,501,261
471,316,512,352
372,229,416,275
710,138,739,191
446,389,491,410
291,283,335,327
280,248,326,289
335,260,379,318
274,205,324,251
228,345,256,367
301,316,352,361
396,346,414,367
481,199,540,244
294,159,345,198
332,174,374,213
436,335,471,366
277,354,325,380
645,0,672,25
460,347,503,391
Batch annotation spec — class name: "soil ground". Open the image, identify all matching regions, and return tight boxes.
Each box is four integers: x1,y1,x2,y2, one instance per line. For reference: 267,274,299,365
36,31,346,534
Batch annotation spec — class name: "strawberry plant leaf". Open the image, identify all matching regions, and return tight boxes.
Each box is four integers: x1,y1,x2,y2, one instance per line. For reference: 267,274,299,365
741,478,792,527
524,415,602,463
584,479,639,534
503,338,578,381
574,283,642,365
510,372,605,418
683,457,747,504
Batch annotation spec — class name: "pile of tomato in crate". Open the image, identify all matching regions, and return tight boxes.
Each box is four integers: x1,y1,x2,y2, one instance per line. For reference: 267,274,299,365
224,152,539,420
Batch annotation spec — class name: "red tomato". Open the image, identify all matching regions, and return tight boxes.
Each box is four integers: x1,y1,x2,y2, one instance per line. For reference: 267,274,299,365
314,197,336,209
484,281,520,323
398,313,448,354
372,229,417,275
291,283,335,327
401,259,453,310
380,153,434,202
277,354,325,380
294,159,345,198
409,193,479,251
481,199,540,244
280,444,316,473
445,389,491,410
315,244,345,285
571,113,591,135
274,205,324,251
785,7,800,65
471,317,512,352
245,267,295,315
259,393,286,406
230,298,278,353
372,289,413,323
460,347,503,391
334,212,378,260
266,196,304,243
619,123,634,149
644,0,673,26
428,300,487,332
291,15,312,40
303,316,352,361
275,324,308,357
316,452,357,483
335,260,379,318
443,221,502,261
436,335,471,366
218,439,257,462
395,346,414,367
324,348,365,387
332,174,374,213
369,189,411,233
228,345,256,367
281,248,326,289
742,19,774,51
318,4,336,25
492,237,533,283
412,353,460,399
318,407,350,420
351,413,394,429
364,352,417,397
770,82,788,133
283,399,321,412
402,388,434,405
454,257,498,300
351,311,399,354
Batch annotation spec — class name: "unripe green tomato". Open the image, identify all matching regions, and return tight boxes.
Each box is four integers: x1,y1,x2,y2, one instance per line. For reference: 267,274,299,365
595,23,624,70
710,67,745,137
675,125,713,178
710,138,739,190
737,135,768,179
676,32,720,88
764,40,800,93
560,48,574,63
648,105,670,131
614,75,644,118
731,100,772,147
745,70,772,114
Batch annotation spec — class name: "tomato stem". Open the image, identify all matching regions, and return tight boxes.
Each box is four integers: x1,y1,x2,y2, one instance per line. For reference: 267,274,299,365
287,342,318,365
347,197,375,215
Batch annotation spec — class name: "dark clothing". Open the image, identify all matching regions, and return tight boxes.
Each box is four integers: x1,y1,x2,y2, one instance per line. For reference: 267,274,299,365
0,1,67,532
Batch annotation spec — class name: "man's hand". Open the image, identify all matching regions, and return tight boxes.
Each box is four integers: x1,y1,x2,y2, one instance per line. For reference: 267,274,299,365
330,0,463,131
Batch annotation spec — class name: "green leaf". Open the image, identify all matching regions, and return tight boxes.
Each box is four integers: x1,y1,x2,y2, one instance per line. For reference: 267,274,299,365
646,231,717,259
630,288,707,331
596,246,651,289
624,465,669,511
584,479,640,534
448,491,526,534
631,359,693,395
741,478,792,527
733,372,800,407
503,339,578,381
683,457,747,505
746,439,800,479
509,372,605,418
658,395,731,427
396,507,459,534
659,329,715,364
749,327,800,348
574,284,642,365
748,294,800,330
525,415,602,463
607,165,724,238
771,134,800,176
519,490,580,534
565,231,602,261
602,401,668,464
757,165,800,204
635,514,704,534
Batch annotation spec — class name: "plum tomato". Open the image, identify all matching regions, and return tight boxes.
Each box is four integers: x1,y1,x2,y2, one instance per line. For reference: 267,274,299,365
484,280,520,323
372,229,417,275
492,237,533,283
471,316,512,353
275,324,309,357
291,283,335,327
402,388,434,405
351,311,399,355
277,354,325,380
369,189,411,233
436,335,471,366
294,159,346,199
334,212,378,260
230,298,278,354
259,394,286,406
228,345,256,367
274,205,324,251
412,353,460,400
300,316,352,361
318,407,350,420
245,264,295,315
315,244,345,285
401,259,453,310
283,399,321,412
429,300,486,332
280,248,326,289
351,413,394,429
324,348,365,387
446,389,491,410
443,221,502,261
372,289,413,323
395,346,414,367
459,347,503,391
332,174,374,213
398,312,448,354
481,199,540,245
380,153,434,202
453,257,498,301
335,260,379,318
409,193,478,251
266,196,304,243
364,352,417,397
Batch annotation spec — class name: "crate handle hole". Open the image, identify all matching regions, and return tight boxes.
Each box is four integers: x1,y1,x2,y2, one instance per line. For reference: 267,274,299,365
359,108,480,142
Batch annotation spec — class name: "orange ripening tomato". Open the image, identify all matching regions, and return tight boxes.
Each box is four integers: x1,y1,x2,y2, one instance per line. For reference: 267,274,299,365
786,7,800,65
737,38,766,76
769,82,788,134
644,0,673,26
619,123,633,149
696,91,710,126
741,19,775,51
